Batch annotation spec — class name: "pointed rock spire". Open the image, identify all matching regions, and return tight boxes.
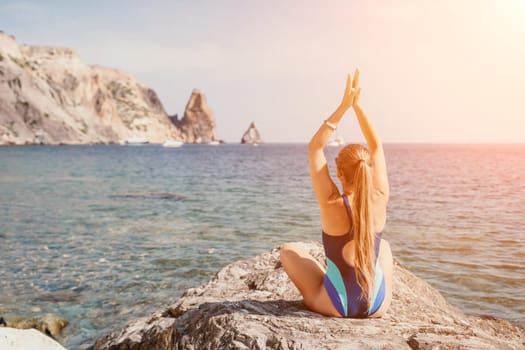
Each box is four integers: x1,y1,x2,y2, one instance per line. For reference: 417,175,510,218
174,89,217,143
241,122,263,144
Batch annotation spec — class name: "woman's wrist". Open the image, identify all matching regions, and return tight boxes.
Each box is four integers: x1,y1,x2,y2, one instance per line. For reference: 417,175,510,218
323,119,337,130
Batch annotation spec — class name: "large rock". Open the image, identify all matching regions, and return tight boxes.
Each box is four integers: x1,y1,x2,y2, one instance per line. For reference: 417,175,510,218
92,242,525,350
170,89,217,143
0,328,66,350
0,32,182,145
241,121,263,144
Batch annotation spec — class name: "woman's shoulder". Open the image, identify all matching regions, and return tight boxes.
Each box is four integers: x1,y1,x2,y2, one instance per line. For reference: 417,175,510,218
319,196,353,235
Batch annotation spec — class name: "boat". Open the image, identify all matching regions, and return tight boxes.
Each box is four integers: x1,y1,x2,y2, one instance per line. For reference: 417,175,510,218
163,140,184,148
125,137,149,145
208,141,220,146
327,131,345,147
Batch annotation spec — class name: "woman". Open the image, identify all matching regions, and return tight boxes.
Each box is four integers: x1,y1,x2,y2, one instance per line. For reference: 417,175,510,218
280,69,393,318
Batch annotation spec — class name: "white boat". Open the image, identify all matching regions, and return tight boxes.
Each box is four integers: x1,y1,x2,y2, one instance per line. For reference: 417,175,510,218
126,137,149,145
208,141,220,146
163,140,184,148
327,131,345,147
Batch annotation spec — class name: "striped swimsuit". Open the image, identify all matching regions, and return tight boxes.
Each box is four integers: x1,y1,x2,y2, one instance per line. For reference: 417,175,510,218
322,195,386,317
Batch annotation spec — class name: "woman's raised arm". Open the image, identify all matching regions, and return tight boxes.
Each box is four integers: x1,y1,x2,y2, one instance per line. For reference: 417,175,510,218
351,74,390,200
308,71,360,204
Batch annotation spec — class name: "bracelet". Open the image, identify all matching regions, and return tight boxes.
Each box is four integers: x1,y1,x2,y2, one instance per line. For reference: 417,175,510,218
324,120,337,130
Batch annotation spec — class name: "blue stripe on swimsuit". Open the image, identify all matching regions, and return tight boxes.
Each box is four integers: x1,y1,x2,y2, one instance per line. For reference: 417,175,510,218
322,195,386,318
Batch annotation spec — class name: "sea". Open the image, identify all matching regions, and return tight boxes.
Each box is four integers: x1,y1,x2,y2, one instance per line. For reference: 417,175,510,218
0,143,524,349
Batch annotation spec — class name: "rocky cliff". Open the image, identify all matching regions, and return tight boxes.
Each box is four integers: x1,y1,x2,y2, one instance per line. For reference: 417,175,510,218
241,121,263,144
170,89,217,144
93,242,525,350
0,32,219,145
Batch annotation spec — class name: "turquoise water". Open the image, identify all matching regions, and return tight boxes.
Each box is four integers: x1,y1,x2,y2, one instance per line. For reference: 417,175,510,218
0,144,524,348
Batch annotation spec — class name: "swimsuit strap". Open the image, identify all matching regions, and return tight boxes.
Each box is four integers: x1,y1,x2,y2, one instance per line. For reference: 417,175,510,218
341,195,354,238
374,231,383,262
342,195,353,220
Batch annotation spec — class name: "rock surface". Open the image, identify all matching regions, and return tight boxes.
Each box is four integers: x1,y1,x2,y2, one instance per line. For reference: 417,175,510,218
170,89,218,143
241,121,263,144
93,242,525,350
0,327,66,350
0,32,218,145
0,313,68,339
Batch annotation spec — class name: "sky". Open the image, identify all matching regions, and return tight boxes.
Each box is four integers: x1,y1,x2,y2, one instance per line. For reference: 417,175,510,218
1,0,524,143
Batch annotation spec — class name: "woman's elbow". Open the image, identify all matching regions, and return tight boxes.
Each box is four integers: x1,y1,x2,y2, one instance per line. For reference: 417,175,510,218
374,187,390,202
381,188,390,202
369,141,382,153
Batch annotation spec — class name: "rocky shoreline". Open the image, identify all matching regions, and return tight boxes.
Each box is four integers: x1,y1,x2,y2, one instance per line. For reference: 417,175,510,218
0,32,219,145
92,242,525,350
1,32,266,146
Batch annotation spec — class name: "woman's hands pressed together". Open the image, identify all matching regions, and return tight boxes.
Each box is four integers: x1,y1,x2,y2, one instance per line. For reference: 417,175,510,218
340,68,361,111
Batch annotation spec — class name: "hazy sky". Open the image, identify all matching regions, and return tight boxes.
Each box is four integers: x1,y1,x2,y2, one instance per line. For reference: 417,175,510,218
1,0,524,143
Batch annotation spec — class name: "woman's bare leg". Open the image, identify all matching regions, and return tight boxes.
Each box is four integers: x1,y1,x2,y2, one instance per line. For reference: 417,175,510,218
279,242,341,317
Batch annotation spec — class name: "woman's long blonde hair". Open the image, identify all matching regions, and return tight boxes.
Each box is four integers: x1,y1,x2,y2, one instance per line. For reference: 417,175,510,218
336,144,375,303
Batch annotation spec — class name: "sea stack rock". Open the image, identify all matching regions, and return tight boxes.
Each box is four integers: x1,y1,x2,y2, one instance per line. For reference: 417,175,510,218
241,121,263,144
171,89,217,143
0,32,181,145
93,242,525,349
